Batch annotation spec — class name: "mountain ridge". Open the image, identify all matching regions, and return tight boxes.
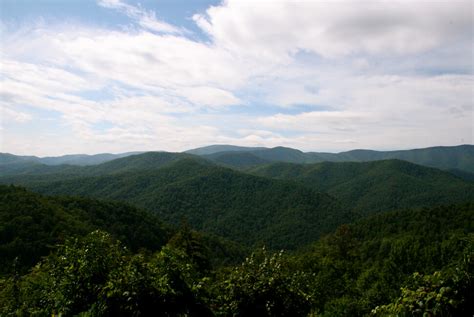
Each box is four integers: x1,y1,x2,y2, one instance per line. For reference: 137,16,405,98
2,144,473,173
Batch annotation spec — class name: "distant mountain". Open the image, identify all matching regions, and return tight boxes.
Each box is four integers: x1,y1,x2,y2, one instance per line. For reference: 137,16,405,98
0,151,143,168
0,153,39,165
0,152,196,177
250,147,312,163
185,144,267,155
249,159,474,216
447,169,474,182
322,144,474,173
194,144,474,173
3,151,474,249
40,152,144,166
204,151,270,168
84,151,201,175
2,156,351,250
3,144,473,173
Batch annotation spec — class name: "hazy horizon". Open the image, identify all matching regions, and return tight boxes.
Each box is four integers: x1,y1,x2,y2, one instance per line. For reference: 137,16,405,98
1,0,473,156
2,143,472,158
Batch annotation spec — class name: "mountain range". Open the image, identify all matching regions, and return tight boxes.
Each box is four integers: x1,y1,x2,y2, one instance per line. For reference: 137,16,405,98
1,147,473,250
1,145,473,315
2,144,473,174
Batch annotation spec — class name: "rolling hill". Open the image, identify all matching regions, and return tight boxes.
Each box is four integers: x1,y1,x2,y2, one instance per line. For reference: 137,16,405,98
203,151,270,168
0,151,196,177
0,185,170,274
185,144,266,155
0,151,142,169
0,185,248,276
1,155,351,250
3,151,474,249
249,159,474,215
190,144,474,173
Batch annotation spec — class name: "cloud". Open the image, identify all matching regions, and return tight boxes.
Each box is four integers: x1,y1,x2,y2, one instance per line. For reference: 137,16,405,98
1,106,32,123
194,0,472,59
257,74,472,150
0,0,472,155
180,86,241,108
97,0,182,34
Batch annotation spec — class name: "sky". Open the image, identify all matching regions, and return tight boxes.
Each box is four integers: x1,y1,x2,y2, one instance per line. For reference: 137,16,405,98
0,0,472,156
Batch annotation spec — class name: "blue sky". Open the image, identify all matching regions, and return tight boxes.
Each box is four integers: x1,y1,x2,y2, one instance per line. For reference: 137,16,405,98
0,0,472,156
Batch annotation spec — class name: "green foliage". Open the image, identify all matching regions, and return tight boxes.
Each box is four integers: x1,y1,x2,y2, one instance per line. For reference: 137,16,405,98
198,144,474,173
0,203,472,316
214,247,312,316
1,148,474,316
292,204,474,316
250,159,474,216
0,231,212,316
5,159,350,250
0,185,170,275
372,236,474,316
204,151,269,169
167,220,212,273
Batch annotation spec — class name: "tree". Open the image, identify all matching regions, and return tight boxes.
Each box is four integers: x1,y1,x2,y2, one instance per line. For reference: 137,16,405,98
215,247,312,316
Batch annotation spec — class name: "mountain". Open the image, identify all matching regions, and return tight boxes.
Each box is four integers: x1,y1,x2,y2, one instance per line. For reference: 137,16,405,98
0,185,170,275
2,144,473,174
39,152,144,166
185,144,267,155
0,184,248,276
84,151,200,175
323,144,474,173
294,202,474,316
191,144,474,173
1,156,351,250
249,146,312,163
0,151,142,168
3,152,473,247
0,153,39,165
203,151,270,168
250,159,474,216
0,152,196,178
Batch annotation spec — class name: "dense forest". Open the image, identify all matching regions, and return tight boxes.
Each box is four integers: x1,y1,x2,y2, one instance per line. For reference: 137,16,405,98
1,147,473,316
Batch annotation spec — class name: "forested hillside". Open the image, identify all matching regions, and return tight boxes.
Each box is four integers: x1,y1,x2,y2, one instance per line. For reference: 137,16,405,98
0,152,141,167
1,188,472,316
291,203,474,315
0,185,169,275
190,144,474,173
0,152,193,177
0,185,246,276
4,158,350,250
250,159,474,215
2,153,473,249
1,148,473,316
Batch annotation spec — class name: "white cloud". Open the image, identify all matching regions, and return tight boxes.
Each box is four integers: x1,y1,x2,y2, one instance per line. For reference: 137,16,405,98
97,0,182,34
0,0,472,155
1,106,32,123
180,86,241,108
195,0,472,59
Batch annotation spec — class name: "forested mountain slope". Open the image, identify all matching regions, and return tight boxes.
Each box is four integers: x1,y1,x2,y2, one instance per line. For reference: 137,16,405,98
0,152,141,167
1,193,472,316
0,185,246,276
0,185,170,275
2,158,350,250
250,159,474,215
2,153,473,248
191,144,474,173
203,151,270,168
185,144,266,155
0,152,196,177
293,203,474,316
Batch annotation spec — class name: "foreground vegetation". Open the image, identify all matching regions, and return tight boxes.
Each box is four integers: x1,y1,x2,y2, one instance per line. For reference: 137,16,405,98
1,185,472,316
